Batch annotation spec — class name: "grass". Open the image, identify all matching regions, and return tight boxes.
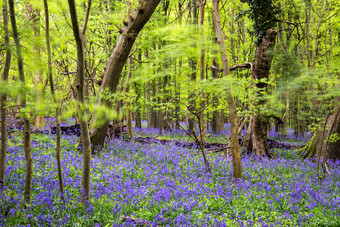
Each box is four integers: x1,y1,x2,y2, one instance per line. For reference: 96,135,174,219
0,122,339,226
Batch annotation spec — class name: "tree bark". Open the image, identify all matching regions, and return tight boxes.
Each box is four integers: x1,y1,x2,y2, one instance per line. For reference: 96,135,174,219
199,0,206,141
244,28,277,157
126,57,133,137
300,97,340,161
187,0,197,134
25,4,45,130
0,0,11,190
90,0,161,148
9,0,32,204
68,0,92,201
44,0,64,201
134,81,142,129
147,81,151,128
211,57,222,133
175,59,182,130
212,0,242,181
134,52,142,129
188,60,197,134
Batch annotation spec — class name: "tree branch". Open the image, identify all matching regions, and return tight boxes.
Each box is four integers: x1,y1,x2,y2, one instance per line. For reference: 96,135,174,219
81,0,92,37
230,63,251,71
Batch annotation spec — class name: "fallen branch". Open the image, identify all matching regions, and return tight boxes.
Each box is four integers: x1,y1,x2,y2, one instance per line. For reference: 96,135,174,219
323,162,331,176
120,215,156,227
190,147,226,155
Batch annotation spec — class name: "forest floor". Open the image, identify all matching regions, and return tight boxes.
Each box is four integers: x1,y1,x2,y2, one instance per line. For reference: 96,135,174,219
0,120,339,226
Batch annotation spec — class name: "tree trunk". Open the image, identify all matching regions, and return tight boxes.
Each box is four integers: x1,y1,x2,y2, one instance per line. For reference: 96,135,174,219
0,0,11,190
68,0,92,201
9,0,32,204
245,28,277,157
90,0,161,148
212,0,242,181
134,82,142,129
44,0,64,201
188,59,197,134
151,82,157,128
199,0,206,141
188,0,197,134
162,75,171,132
175,59,182,130
25,4,45,130
211,57,222,133
147,81,151,128
300,97,340,161
126,57,133,137
134,52,142,129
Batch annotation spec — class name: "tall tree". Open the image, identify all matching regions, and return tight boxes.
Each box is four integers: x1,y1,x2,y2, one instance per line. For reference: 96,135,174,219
0,0,12,190
90,0,161,149
126,58,133,138
44,0,64,201
9,0,33,203
241,0,278,157
67,0,92,201
187,0,198,134
25,3,45,130
199,0,206,141
212,0,242,181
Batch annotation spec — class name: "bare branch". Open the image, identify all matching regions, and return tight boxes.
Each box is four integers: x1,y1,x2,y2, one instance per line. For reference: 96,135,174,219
81,0,92,37
230,63,251,71
277,20,298,26
60,71,77,75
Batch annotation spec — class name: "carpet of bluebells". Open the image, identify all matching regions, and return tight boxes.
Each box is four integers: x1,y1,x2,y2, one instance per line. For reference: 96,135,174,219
0,119,340,226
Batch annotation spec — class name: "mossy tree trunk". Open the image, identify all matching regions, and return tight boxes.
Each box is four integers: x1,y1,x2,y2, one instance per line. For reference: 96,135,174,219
244,28,277,158
300,97,340,161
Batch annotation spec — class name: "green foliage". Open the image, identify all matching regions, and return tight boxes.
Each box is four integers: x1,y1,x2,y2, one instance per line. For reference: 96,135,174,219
240,0,280,44
325,133,340,144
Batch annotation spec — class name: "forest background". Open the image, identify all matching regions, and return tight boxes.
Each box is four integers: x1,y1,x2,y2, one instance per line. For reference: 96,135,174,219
0,0,340,226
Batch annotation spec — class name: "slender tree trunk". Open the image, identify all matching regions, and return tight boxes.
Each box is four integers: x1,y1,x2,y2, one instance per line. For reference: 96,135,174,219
151,81,157,128
175,60,182,130
9,0,32,203
90,0,161,148
126,57,133,137
68,0,92,201
44,0,64,201
134,52,142,129
188,0,197,134
199,0,206,141
81,0,92,37
134,82,142,129
212,0,242,181
188,60,197,133
25,5,45,130
0,0,11,190
158,91,164,135
211,57,221,133
147,81,151,128
305,3,311,68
